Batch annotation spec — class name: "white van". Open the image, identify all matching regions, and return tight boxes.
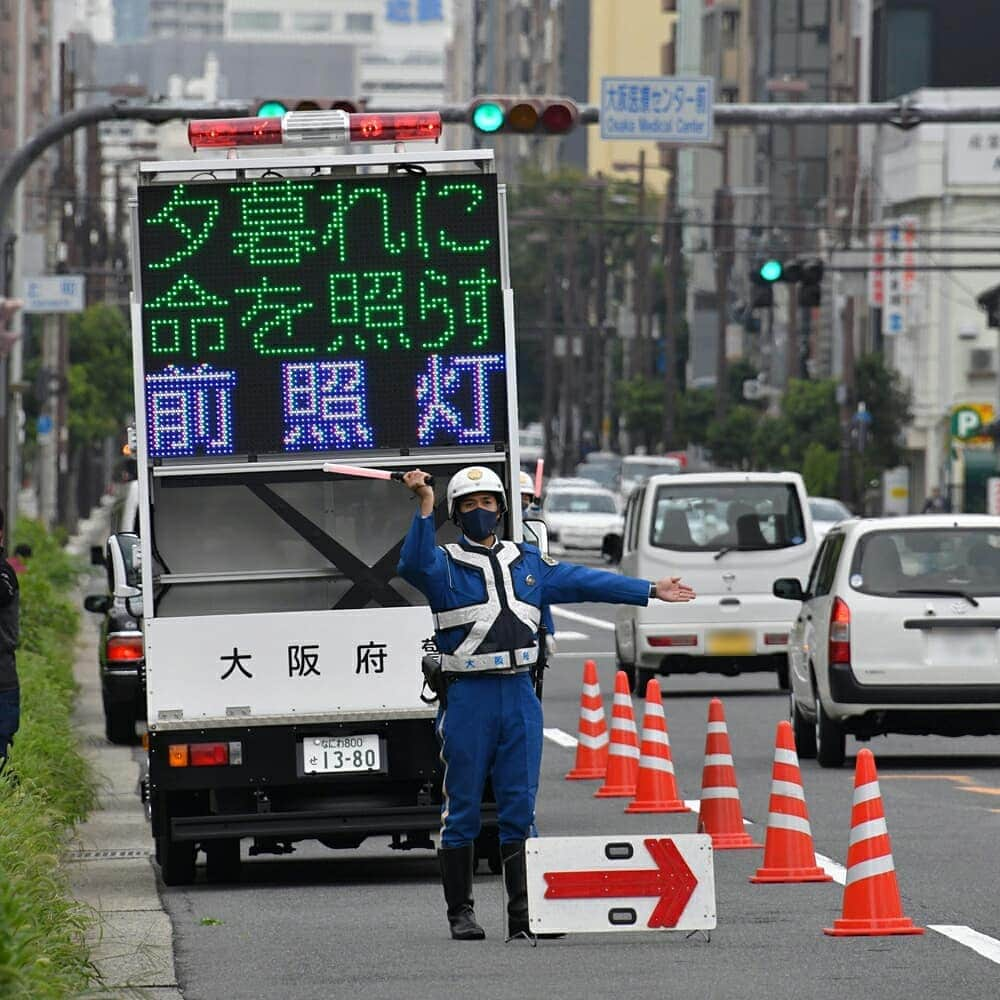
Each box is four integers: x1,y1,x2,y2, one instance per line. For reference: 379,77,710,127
612,471,818,692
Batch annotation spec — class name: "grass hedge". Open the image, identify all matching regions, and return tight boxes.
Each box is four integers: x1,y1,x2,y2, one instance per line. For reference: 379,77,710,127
0,520,97,998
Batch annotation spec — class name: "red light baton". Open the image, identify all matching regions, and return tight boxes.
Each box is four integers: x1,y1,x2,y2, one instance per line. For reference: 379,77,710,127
534,458,544,500
322,463,434,487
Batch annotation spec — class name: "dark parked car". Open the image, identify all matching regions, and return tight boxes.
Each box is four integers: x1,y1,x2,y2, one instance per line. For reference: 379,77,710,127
84,532,144,744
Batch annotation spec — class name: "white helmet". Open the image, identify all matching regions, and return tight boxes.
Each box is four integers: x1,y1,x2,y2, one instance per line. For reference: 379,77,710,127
447,466,507,519
518,470,533,495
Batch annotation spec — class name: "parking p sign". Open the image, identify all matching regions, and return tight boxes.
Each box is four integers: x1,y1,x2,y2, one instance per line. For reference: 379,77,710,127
951,403,994,444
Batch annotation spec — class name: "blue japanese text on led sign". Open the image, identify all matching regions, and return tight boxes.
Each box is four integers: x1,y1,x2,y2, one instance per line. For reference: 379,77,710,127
137,174,507,459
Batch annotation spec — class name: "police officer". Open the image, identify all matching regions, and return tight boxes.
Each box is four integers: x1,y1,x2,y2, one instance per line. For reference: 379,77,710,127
518,470,537,514
397,466,695,941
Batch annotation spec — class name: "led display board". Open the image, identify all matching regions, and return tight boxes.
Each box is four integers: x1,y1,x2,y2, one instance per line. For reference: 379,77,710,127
136,173,508,460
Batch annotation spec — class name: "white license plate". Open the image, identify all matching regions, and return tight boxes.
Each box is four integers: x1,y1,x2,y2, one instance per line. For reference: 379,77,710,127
926,630,997,668
302,734,381,774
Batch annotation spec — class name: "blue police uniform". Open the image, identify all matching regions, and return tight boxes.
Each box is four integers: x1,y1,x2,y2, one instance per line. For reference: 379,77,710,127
398,511,651,848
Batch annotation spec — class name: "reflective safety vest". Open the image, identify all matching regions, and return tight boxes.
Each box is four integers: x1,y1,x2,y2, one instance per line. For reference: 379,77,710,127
434,542,540,674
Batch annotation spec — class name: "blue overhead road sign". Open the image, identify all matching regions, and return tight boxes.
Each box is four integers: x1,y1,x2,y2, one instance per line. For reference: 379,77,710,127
600,76,714,144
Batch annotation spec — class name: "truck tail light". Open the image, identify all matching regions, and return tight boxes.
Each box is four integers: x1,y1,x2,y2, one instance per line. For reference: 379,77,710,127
189,111,441,150
829,597,851,664
107,634,144,661
168,741,243,767
648,634,698,647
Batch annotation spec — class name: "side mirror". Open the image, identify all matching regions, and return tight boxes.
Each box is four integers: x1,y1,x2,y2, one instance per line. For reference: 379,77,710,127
523,518,549,556
602,533,623,565
773,578,806,601
84,594,111,614
90,545,105,567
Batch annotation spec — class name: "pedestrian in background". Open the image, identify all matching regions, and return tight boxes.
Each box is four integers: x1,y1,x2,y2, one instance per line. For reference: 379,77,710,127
921,486,950,514
8,543,31,575
0,509,21,774
398,466,695,941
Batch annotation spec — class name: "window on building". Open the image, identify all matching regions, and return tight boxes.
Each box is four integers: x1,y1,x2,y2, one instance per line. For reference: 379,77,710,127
230,10,282,32
292,11,332,32
345,12,374,32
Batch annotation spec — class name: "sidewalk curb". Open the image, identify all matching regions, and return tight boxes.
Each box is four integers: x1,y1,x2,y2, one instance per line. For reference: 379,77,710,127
64,506,183,999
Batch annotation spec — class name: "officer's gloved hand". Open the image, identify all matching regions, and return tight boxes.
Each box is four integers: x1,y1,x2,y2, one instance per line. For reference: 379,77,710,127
545,634,556,657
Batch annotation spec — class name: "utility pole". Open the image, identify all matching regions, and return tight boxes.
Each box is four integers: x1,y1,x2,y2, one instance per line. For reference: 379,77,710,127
634,149,647,380
591,176,607,454
661,147,679,449
713,133,733,421
838,297,857,504
542,247,556,476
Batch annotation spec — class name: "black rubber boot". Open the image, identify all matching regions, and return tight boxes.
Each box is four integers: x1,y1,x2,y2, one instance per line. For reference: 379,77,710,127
502,840,532,939
503,840,564,941
438,846,486,941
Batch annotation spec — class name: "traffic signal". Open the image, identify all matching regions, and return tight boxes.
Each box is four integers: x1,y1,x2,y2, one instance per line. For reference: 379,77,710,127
0,297,23,357
749,260,782,308
468,95,579,135
797,258,824,307
253,98,364,117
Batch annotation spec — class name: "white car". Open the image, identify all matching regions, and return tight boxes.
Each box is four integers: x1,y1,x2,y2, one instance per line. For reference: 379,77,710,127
807,496,852,539
618,454,682,502
613,471,818,693
541,486,623,558
775,514,1000,767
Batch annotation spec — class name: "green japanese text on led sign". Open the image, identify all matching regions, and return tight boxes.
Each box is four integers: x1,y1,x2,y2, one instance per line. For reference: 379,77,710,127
137,174,508,459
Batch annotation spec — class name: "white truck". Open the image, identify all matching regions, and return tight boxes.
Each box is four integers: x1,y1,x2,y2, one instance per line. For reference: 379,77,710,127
129,110,525,884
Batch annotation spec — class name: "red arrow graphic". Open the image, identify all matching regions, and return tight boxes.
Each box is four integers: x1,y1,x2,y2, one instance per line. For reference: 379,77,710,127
543,838,698,928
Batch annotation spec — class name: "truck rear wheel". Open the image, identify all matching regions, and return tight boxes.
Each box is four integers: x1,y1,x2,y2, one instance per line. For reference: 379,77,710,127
156,834,196,886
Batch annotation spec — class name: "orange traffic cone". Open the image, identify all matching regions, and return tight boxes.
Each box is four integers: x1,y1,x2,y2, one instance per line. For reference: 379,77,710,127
594,671,639,798
824,748,923,936
750,721,832,883
565,660,609,780
625,678,690,813
696,698,761,849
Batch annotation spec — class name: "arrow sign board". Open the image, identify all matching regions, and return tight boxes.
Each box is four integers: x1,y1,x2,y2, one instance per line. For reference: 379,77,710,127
526,834,715,934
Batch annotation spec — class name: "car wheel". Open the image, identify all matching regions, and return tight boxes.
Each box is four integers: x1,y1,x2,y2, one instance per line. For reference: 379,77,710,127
617,660,637,694
636,668,657,696
775,656,791,692
103,695,138,745
156,834,196,886
791,691,816,759
204,838,241,883
815,695,846,768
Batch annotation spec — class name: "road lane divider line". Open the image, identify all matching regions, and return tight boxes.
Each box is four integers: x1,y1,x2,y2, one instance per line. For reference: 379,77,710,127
551,607,616,632
543,728,579,749
814,853,847,885
928,926,1000,966
552,631,589,641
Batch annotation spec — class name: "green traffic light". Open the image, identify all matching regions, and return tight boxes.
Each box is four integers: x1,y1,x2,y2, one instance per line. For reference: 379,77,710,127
257,101,288,118
759,259,783,282
471,102,505,133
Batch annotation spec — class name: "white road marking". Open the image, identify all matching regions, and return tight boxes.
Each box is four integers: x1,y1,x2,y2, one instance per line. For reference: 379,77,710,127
928,926,1000,966
814,853,847,885
551,606,616,632
553,631,589,641
543,728,579,749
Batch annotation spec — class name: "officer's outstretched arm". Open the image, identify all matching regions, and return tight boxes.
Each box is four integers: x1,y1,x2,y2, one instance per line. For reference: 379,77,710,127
397,474,448,601
539,559,651,607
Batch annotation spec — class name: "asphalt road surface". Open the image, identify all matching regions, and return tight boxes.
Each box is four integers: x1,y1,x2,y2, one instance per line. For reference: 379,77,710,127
158,600,1000,1000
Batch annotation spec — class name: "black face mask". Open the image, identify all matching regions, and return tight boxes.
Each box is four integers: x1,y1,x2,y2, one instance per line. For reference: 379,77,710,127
458,507,500,543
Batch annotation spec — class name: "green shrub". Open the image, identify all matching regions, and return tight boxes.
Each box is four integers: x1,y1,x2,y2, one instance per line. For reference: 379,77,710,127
0,520,96,998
